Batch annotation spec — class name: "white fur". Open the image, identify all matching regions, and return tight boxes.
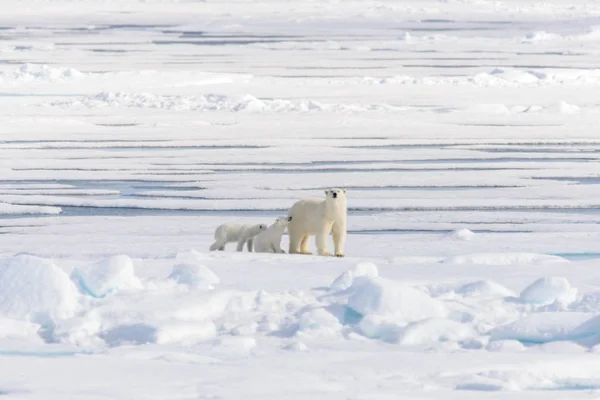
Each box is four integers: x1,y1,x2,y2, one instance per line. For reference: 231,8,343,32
287,188,347,257
209,223,267,252
254,216,291,253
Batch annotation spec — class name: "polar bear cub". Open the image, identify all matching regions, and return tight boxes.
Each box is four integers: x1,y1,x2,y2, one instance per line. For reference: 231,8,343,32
209,223,267,252
287,188,347,257
254,216,292,253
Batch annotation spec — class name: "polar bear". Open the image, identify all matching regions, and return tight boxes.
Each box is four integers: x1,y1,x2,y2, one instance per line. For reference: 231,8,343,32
254,216,292,253
209,223,267,252
287,188,347,257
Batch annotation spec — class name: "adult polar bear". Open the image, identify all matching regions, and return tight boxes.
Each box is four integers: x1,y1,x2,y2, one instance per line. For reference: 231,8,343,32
287,188,347,257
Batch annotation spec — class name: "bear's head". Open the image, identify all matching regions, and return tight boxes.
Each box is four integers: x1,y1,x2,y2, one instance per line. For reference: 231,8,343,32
324,188,347,200
274,215,292,227
251,224,267,234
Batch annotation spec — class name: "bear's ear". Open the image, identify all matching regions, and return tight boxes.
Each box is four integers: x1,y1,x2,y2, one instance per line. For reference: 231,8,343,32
342,189,346,194
324,190,330,195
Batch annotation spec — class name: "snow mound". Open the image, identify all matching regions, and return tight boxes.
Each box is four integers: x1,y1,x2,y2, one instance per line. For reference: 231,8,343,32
168,263,220,290
0,63,84,84
445,228,475,241
329,262,378,292
569,291,600,312
346,276,445,323
52,91,399,113
357,314,403,342
0,254,80,322
0,317,40,339
568,315,600,346
296,307,342,338
441,252,569,266
519,276,576,305
399,318,476,345
487,68,541,84
72,255,143,298
546,100,580,114
455,280,516,298
489,312,593,344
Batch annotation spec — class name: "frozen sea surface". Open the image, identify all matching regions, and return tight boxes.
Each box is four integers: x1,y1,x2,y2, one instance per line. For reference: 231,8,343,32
2,0,600,399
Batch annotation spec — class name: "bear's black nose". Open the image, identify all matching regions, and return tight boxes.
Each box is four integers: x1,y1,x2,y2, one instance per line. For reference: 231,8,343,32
332,192,337,198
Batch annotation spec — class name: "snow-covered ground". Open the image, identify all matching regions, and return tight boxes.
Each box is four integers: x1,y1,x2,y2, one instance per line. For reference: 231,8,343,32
3,0,600,398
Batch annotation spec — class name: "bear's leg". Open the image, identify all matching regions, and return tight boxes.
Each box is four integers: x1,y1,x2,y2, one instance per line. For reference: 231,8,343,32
316,224,333,256
274,242,285,253
332,223,346,257
288,230,302,254
247,238,254,252
300,235,312,255
209,238,226,251
236,234,248,252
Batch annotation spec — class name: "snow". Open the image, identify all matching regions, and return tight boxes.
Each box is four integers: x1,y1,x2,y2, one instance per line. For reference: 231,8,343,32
485,340,527,353
454,280,516,298
329,262,378,292
0,255,80,322
446,228,476,241
489,312,594,344
442,252,570,266
399,318,477,346
168,262,220,290
71,255,143,298
446,359,600,391
345,276,446,322
0,317,40,339
0,63,83,84
519,276,576,305
0,202,61,215
2,0,600,398
56,91,376,113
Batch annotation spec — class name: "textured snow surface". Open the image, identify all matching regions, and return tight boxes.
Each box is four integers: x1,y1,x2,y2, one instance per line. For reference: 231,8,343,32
0,255,80,322
3,0,600,398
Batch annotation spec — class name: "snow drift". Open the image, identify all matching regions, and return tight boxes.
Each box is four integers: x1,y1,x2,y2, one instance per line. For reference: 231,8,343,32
0,254,80,322
71,255,143,298
52,91,402,113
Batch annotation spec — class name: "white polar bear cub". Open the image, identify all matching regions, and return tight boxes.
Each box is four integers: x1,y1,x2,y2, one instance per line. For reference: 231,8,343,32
287,188,347,257
209,223,267,252
254,216,292,253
